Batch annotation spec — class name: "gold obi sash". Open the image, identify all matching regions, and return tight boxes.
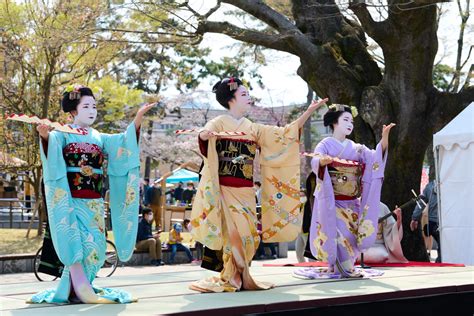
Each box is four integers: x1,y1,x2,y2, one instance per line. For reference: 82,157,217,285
328,159,365,200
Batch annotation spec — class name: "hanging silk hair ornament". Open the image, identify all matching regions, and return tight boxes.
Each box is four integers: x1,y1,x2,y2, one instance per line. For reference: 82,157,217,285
228,77,238,91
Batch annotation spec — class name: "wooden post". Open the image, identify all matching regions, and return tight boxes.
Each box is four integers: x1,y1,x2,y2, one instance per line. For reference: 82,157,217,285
154,161,198,231
160,175,167,230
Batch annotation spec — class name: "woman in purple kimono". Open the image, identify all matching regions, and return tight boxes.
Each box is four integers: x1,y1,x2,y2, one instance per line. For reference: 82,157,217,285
295,104,395,279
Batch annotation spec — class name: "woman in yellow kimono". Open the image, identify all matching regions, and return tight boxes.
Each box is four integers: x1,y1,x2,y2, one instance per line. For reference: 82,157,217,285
189,77,327,292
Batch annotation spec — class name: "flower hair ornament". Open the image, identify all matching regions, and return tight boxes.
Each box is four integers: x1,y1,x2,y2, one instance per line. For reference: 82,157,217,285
228,77,238,91
64,84,84,100
328,104,358,118
350,106,358,118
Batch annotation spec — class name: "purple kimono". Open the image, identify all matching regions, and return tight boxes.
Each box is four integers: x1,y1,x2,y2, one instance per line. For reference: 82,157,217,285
295,137,387,279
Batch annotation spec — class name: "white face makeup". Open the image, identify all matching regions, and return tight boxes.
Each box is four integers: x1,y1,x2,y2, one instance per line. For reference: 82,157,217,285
229,85,252,114
73,96,97,127
333,112,354,136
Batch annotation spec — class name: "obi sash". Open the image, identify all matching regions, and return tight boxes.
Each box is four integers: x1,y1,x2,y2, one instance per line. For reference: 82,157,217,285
328,159,365,200
216,138,256,187
63,142,104,198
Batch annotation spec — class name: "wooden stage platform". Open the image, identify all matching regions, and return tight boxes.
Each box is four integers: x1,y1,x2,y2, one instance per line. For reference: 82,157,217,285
1,264,473,315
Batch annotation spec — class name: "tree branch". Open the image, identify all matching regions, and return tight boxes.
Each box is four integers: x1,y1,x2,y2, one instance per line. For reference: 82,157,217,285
203,1,222,19
196,21,295,54
222,0,297,32
431,85,474,130
197,0,321,63
348,1,388,42
462,63,473,89
94,28,196,37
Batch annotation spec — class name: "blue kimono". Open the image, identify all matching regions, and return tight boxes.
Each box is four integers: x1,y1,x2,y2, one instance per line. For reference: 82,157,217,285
30,123,140,304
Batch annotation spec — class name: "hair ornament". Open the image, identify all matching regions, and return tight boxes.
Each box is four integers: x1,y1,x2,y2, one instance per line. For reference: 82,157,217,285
328,104,346,112
65,84,84,100
228,77,238,91
350,106,358,118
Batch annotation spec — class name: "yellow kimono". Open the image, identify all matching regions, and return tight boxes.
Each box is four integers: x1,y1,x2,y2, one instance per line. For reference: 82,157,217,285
190,115,301,292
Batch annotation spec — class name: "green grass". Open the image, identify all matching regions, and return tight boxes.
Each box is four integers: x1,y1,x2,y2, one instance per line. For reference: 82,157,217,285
0,229,43,255
0,229,195,255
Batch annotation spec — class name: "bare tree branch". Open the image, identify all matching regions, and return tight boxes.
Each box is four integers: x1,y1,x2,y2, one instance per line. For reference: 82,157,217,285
450,0,471,92
223,0,298,32
462,63,473,89
203,1,222,19
94,28,196,37
349,1,389,42
432,85,474,130
197,21,296,54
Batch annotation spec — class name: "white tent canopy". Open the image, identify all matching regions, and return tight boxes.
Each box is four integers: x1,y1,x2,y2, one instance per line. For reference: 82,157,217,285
433,102,474,265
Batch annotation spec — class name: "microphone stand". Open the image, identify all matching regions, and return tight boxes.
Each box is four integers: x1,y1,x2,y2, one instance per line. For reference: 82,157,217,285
359,252,371,269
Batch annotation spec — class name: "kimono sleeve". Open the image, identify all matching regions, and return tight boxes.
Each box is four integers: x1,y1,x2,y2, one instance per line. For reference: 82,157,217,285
357,142,388,250
381,203,408,263
40,131,83,266
190,117,225,250
100,123,140,261
310,140,334,197
254,122,302,242
308,139,337,263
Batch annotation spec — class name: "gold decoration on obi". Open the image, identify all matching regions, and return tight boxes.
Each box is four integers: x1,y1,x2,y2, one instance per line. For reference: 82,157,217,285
328,161,363,198
246,143,257,155
241,164,253,179
80,165,95,176
228,142,238,152
372,162,380,171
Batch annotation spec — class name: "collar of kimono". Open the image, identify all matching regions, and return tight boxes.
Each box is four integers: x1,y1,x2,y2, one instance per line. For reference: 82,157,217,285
224,114,245,125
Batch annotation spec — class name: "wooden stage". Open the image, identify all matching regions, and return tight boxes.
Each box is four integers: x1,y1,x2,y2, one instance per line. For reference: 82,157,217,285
1,264,473,315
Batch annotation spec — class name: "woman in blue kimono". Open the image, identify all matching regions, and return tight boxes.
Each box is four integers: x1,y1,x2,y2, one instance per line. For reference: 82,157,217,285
29,85,154,304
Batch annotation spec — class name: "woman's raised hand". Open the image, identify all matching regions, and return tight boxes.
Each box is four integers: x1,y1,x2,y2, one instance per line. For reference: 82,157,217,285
308,98,329,111
134,103,157,128
36,124,53,140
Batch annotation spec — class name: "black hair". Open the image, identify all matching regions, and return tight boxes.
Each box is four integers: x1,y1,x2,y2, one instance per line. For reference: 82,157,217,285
142,207,153,216
212,77,244,109
183,218,190,225
254,181,261,187
61,86,95,113
323,104,352,131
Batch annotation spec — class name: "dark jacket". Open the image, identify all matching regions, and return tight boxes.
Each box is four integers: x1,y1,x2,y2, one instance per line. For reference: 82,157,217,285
136,218,153,242
412,181,438,223
173,186,183,201
182,189,196,204
146,186,162,205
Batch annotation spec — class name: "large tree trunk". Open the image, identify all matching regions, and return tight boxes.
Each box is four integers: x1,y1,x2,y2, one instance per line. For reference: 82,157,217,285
303,84,314,179
361,6,438,260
